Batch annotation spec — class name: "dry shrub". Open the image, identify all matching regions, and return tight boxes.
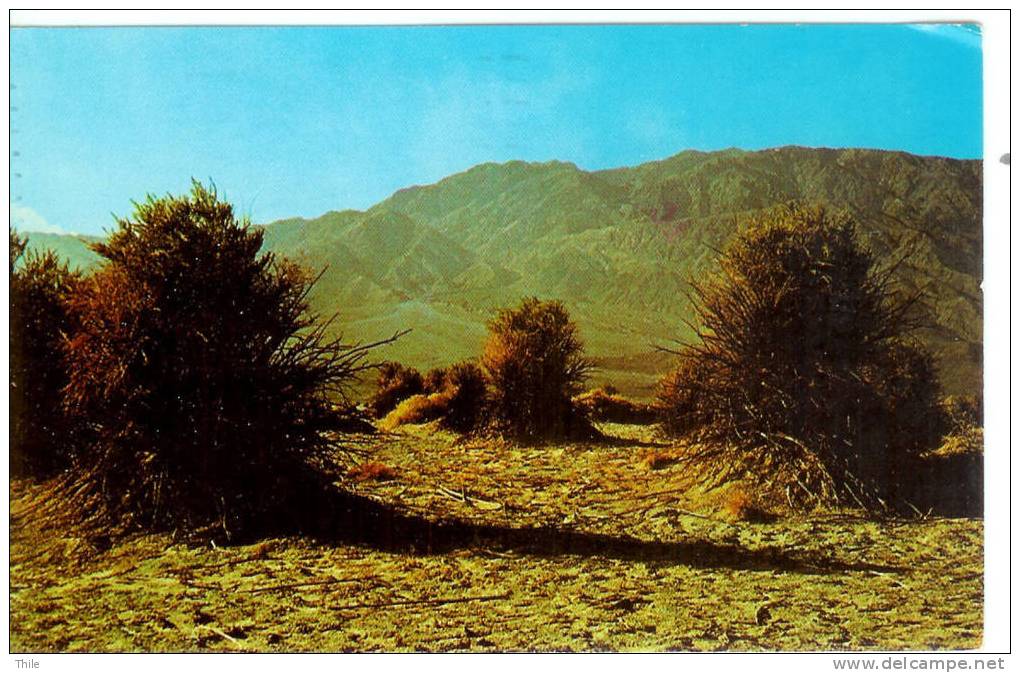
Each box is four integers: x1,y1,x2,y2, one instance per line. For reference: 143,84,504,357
438,361,487,432
346,461,398,483
639,446,684,470
481,297,594,441
9,230,83,478
423,367,448,394
378,393,449,431
720,488,775,523
62,182,384,537
377,361,487,434
368,362,424,418
574,386,657,424
657,204,945,511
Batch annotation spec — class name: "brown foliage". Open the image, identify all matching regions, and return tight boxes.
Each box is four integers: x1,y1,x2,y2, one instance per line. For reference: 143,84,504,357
378,361,487,434
438,361,487,432
574,387,657,424
368,362,424,418
422,368,448,395
481,297,593,441
61,182,384,536
9,230,83,477
346,461,398,483
657,204,946,510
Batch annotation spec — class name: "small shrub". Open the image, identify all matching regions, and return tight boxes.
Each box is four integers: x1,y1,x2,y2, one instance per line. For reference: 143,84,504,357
9,229,83,477
439,361,487,432
346,461,398,482
423,367,448,394
481,297,593,440
378,393,449,431
368,362,424,418
574,387,657,424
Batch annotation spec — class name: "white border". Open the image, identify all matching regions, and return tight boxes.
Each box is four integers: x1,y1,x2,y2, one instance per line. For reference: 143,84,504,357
2,7,1012,669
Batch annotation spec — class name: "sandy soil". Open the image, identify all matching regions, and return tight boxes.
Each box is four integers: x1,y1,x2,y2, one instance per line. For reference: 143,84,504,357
9,422,983,652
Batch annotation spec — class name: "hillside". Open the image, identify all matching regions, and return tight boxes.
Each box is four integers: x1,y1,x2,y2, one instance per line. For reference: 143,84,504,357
19,146,982,398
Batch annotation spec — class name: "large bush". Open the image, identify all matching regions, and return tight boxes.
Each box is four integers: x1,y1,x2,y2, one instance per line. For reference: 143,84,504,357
481,297,593,440
62,182,378,536
657,204,945,508
9,230,82,477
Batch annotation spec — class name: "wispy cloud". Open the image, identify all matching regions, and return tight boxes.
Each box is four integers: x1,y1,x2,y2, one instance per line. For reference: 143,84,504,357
9,203,69,235
908,23,982,50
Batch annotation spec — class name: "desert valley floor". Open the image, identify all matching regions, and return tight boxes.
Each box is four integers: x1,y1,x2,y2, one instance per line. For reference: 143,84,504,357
10,422,982,652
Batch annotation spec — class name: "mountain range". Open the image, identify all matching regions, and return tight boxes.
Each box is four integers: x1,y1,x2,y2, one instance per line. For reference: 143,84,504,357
23,146,983,399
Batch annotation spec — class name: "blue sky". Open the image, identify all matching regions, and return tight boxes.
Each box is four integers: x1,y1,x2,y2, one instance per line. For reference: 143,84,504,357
9,23,982,235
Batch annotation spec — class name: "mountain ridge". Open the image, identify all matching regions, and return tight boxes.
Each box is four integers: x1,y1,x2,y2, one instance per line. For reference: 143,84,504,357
22,146,982,398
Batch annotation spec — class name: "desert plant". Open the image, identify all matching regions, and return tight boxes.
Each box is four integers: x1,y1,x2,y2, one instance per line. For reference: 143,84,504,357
481,297,593,440
368,362,424,418
62,182,387,536
657,204,945,509
573,386,657,424
439,361,488,432
9,229,83,477
422,367,448,394
378,392,449,431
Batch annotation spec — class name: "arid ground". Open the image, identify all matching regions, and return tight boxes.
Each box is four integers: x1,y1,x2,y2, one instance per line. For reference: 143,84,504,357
9,422,982,652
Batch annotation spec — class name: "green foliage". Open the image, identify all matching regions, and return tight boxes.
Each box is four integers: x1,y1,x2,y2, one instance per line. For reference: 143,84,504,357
657,204,946,509
62,182,376,536
481,297,593,440
9,229,82,477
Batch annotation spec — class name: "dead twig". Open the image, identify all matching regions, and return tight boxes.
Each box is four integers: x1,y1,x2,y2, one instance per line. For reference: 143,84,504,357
194,624,247,650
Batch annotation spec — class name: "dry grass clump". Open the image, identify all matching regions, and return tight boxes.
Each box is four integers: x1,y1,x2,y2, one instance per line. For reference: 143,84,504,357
719,488,776,523
657,204,945,511
639,446,685,471
574,386,657,424
368,362,424,418
379,393,450,431
377,361,488,433
346,461,398,483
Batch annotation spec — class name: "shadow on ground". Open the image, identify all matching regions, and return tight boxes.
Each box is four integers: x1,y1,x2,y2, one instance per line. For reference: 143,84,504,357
257,480,905,577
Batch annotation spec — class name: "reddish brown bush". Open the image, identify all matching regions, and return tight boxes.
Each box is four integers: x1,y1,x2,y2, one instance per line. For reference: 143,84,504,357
62,182,382,536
